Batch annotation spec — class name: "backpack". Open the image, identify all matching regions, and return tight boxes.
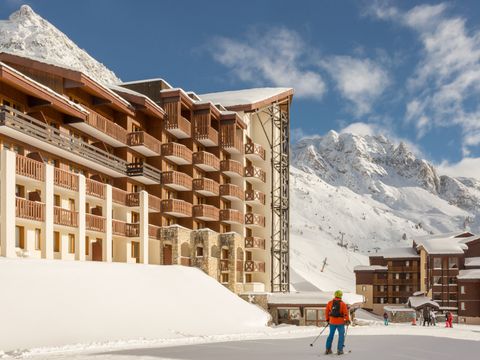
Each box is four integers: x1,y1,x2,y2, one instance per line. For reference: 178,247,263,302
330,300,343,318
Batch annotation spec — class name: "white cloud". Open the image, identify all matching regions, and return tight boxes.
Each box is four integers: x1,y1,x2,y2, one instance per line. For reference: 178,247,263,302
438,157,480,179
339,122,377,137
210,28,326,99
291,128,307,143
320,56,390,116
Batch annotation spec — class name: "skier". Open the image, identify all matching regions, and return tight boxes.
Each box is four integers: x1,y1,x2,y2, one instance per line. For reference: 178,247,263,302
383,312,389,326
430,310,436,326
325,290,350,355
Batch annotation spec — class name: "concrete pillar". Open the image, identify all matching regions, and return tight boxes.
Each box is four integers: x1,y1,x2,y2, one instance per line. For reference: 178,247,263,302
103,184,112,262
1,149,16,257
139,190,149,264
42,163,54,259
75,174,86,261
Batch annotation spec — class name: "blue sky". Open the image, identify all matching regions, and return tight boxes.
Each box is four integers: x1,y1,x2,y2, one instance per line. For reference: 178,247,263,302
2,0,480,177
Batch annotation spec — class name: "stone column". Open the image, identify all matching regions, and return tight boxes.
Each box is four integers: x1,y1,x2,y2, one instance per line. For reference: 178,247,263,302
139,190,149,264
0,149,16,257
103,184,112,262
75,174,86,260
42,162,54,259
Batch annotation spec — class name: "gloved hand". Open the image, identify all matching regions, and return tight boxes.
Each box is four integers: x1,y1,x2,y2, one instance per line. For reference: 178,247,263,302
345,320,351,326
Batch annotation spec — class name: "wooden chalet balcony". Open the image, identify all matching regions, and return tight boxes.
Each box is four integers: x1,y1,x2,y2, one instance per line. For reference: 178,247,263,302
86,178,105,199
245,236,266,250
53,207,78,227
244,166,266,183
112,187,131,205
219,183,244,201
245,189,266,205
126,162,162,185
219,209,244,224
84,110,127,146
245,212,265,227
54,168,79,191
245,260,266,273
220,124,243,154
161,199,192,217
86,213,106,232
112,219,140,237
15,154,45,181
161,142,192,165
220,259,229,272
193,178,219,196
16,197,45,221
245,142,266,161
0,106,127,177
180,256,191,266
127,131,161,156
148,194,161,212
165,115,191,139
161,171,192,191
220,159,243,177
194,126,218,147
193,151,220,171
111,188,160,212
193,204,220,221
148,224,162,240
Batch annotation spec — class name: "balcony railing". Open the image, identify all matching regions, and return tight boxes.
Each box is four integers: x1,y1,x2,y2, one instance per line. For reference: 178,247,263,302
219,183,244,201
112,220,140,237
161,199,192,217
126,162,162,183
86,178,105,199
161,142,192,165
245,236,266,250
220,124,243,154
244,166,266,183
54,168,79,191
245,260,266,273
16,197,45,221
192,178,219,196
54,207,78,227
127,131,161,155
219,209,244,224
193,151,220,171
193,204,220,221
86,213,106,232
220,159,243,177
220,259,229,272
165,115,191,138
245,142,266,161
148,194,161,212
148,224,162,240
245,213,265,227
245,189,266,205
15,154,45,181
87,110,127,144
161,171,192,191
194,126,218,146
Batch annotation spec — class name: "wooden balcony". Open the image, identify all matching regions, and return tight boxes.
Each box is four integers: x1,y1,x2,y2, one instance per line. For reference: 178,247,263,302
193,204,220,221
194,126,218,147
220,159,243,177
165,115,191,139
86,213,106,232
245,260,265,273
245,189,266,205
112,220,140,237
244,166,266,183
86,178,105,199
54,168,78,191
193,178,219,196
161,142,192,165
83,110,127,147
148,224,162,240
148,194,161,212
16,197,44,221
220,259,229,272
180,256,192,266
245,142,266,161
126,162,162,185
220,124,243,154
245,212,265,227
127,131,161,156
219,209,244,224
161,199,192,217
193,151,220,171
245,236,266,250
111,188,141,207
54,207,78,227
16,154,44,181
161,171,192,191
219,183,244,201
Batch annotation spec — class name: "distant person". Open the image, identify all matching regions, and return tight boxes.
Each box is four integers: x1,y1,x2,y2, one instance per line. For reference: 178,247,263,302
423,307,431,326
430,310,436,326
325,290,351,355
383,312,389,326
446,311,453,328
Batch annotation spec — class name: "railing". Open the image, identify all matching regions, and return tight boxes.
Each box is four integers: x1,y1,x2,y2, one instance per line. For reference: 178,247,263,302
180,256,191,266
86,178,105,199
148,194,161,212
220,123,243,153
165,115,191,137
127,192,140,206
219,183,244,200
54,207,78,227
16,197,45,221
54,167,78,191
112,187,128,205
245,142,266,160
86,213,106,232
161,142,192,163
148,224,162,240
195,126,218,145
112,219,139,237
220,159,243,177
127,131,161,155
219,209,244,224
15,154,45,181
87,110,127,144
245,213,265,227
192,178,220,196
161,199,193,217
161,171,193,190
0,106,127,174
193,151,220,170
244,166,266,182
245,189,266,204
126,162,162,183
245,236,266,250
245,260,266,273
220,259,229,272
193,204,220,220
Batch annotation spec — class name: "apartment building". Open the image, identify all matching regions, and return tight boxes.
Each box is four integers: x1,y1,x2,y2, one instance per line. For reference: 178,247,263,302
355,231,480,324
0,52,292,294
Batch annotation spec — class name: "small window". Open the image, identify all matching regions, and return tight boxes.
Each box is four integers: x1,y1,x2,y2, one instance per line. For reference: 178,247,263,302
406,261,410,267
54,232,60,252
196,246,204,257
395,273,400,280
433,257,442,269
15,226,25,249
221,273,229,283
68,234,75,254
85,236,90,256
362,285,366,291
461,302,466,311
433,293,441,301
461,286,465,294
15,185,25,198
35,228,41,250
448,257,458,269
433,276,441,285
449,293,457,301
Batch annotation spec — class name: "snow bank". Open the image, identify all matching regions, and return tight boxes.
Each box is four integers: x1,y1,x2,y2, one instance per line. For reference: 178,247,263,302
0,258,269,351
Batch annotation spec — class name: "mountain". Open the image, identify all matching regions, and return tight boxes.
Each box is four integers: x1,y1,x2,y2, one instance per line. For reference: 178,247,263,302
0,5,121,84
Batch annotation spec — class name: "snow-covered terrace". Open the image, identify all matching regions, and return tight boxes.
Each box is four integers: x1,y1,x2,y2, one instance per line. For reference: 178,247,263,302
465,257,480,268
458,269,480,280
374,246,420,259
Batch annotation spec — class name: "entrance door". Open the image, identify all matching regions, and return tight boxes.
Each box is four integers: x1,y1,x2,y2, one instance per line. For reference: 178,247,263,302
163,244,173,265
92,238,103,261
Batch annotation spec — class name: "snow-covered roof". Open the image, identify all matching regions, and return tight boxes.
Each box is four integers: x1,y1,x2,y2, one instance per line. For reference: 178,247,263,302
119,78,173,89
353,265,387,272
465,257,480,268
418,238,468,255
384,306,415,312
458,269,480,280
267,291,364,306
375,247,419,259
407,296,440,309
199,87,293,109
108,84,165,116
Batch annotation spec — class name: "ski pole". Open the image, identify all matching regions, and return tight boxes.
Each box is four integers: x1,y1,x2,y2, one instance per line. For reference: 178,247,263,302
309,323,329,347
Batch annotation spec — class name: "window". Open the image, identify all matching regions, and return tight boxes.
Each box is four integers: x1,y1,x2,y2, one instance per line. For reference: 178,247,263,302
131,241,140,261
433,276,442,285
15,226,25,249
448,257,458,269
69,199,75,211
448,277,456,285
131,212,140,223
305,308,326,326
395,285,400,292
406,273,410,280
85,236,90,256
461,302,466,311
196,246,204,257
380,298,385,304
449,293,457,301
362,286,366,291
54,231,60,252
15,185,25,198
461,286,465,294
395,298,400,304
68,234,75,254
221,273,229,283
54,194,61,207
433,293,441,301
406,261,410,267
35,229,41,250
395,273,400,280
433,257,442,269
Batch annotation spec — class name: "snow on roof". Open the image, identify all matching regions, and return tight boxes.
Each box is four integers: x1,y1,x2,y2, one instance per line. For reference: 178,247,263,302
384,306,415,312
354,265,387,271
108,84,165,115
458,269,480,280
407,296,440,309
267,291,364,306
413,231,474,244
375,247,419,259
119,78,173,89
465,257,480,268
199,87,293,108
418,238,468,254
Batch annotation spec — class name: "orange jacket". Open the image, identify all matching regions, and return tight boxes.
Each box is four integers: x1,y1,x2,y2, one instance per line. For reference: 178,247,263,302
325,297,350,325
